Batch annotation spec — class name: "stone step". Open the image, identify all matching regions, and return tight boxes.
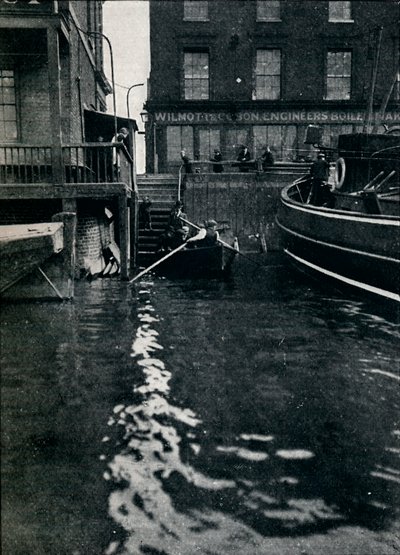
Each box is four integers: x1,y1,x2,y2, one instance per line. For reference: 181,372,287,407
137,187,178,196
138,173,177,180
138,180,179,188
138,239,160,249
138,196,177,203
138,220,168,231
138,183,178,189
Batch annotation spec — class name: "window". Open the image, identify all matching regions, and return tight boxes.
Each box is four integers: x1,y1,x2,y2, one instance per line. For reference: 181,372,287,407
326,50,352,100
167,126,194,162
199,129,220,159
0,69,18,142
329,1,352,21
183,1,208,21
253,125,297,161
184,51,209,100
257,1,281,21
225,128,251,162
254,49,281,100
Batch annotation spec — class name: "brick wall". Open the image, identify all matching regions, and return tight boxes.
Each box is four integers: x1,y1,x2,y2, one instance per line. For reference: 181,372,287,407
60,26,100,143
0,199,116,276
149,0,399,104
76,214,102,266
0,3,106,146
75,201,115,275
19,60,51,143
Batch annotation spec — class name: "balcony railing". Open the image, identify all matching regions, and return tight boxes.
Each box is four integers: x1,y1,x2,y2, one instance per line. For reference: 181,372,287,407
0,144,133,190
0,145,52,184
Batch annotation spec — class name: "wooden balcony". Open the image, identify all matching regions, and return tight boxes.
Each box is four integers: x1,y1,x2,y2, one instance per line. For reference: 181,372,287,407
0,143,137,280
0,143,134,191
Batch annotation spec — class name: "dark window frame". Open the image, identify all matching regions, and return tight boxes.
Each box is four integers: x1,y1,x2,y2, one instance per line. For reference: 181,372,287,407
182,48,210,101
0,67,19,143
183,0,209,22
325,49,353,101
328,1,353,22
256,0,281,22
253,48,282,101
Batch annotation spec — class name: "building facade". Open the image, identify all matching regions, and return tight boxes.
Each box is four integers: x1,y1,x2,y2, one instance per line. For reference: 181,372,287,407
0,0,111,146
144,0,400,173
0,0,138,281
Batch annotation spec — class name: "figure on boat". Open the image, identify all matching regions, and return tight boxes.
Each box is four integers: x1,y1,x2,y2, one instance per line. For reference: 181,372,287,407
157,200,189,252
308,152,334,207
187,219,220,247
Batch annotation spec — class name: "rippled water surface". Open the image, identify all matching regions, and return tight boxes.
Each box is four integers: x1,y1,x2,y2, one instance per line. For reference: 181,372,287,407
1,258,400,555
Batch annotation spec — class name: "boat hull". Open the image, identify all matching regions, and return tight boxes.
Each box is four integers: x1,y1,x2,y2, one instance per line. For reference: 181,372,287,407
155,243,236,279
276,185,400,302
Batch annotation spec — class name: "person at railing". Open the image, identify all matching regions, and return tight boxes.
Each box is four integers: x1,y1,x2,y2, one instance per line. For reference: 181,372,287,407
211,149,224,173
112,127,129,178
236,145,252,172
180,149,193,174
260,145,275,171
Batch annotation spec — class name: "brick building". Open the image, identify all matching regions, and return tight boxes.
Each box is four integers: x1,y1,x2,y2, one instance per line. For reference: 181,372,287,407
144,0,400,173
0,0,111,145
0,0,138,281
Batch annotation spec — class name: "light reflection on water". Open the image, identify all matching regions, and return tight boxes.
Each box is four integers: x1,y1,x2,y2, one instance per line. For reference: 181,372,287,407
101,267,400,555
1,261,399,555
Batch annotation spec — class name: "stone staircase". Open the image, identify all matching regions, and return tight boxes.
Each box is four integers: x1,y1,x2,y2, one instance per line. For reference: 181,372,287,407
137,174,180,263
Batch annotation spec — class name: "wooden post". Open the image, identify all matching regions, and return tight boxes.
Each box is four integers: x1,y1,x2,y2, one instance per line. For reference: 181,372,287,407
52,210,77,299
363,27,383,133
130,191,139,270
118,193,130,279
47,25,64,186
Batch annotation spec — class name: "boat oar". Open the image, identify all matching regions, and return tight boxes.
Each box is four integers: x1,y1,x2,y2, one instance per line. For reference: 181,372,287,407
129,242,187,284
179,216,264,267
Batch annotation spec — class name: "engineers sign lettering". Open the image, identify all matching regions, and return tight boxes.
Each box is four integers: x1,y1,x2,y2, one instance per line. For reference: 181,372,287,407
154,110,400,125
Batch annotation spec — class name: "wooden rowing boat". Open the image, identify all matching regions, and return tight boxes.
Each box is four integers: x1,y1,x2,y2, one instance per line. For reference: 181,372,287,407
154,240,238,279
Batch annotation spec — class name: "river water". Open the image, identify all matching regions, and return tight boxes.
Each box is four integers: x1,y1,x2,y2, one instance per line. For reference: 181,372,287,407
1,256,400,555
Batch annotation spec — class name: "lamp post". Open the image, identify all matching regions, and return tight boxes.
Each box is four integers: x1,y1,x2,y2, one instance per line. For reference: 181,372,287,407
140,110,158,174
126,83,144,119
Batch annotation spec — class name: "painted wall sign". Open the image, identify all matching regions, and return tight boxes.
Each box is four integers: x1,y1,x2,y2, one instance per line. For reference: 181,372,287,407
154,110,400,125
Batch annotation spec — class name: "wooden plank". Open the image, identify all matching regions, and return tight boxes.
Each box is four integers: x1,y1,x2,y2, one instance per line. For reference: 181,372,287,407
0,223,64,294
118,193,130,279
53,207,77,299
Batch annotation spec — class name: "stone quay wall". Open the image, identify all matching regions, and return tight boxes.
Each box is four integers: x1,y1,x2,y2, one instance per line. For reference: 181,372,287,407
182,163,309,251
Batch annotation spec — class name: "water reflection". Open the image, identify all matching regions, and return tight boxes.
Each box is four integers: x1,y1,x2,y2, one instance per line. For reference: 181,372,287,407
103,271,400,554
1,263,399,555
